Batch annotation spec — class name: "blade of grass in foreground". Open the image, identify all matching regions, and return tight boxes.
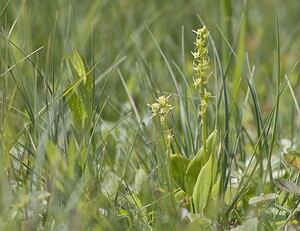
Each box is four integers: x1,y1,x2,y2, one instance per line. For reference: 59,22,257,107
264,3,281,189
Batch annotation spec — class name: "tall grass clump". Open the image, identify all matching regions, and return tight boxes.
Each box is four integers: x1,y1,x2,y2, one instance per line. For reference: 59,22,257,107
1,0,300,230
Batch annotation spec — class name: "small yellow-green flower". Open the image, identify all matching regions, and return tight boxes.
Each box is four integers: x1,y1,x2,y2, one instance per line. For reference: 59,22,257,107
198,90,211,117
149,102,160,117
148,95,173,127
166,129,174,148
192,26,210,88
192,26,212,117
192,26,213,164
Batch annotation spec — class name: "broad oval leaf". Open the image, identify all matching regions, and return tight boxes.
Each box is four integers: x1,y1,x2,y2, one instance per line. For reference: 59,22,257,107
192,139,218,215
192,152,217,215
170,154,191,191
185,130,217,195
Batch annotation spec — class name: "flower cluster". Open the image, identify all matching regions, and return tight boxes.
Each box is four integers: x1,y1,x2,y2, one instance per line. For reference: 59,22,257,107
165,129,174,149
192,26,210,88
192,26,211,118
148,95,174,156
148,95,173,127
199,89,211,117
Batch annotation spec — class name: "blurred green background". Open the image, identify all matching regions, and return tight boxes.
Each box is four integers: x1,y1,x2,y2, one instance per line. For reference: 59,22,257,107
1,0,300,195
1,0,300,229
1,0,299,124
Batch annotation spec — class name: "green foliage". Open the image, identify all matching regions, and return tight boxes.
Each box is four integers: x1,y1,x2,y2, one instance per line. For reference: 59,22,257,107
65,50,92,132
192,139,218,215
185,130,217,195
170,154,190,191
1,0,300,230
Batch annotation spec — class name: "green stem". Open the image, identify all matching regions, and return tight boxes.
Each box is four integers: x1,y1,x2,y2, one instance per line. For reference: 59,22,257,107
201,79,207,161
164,130,176,211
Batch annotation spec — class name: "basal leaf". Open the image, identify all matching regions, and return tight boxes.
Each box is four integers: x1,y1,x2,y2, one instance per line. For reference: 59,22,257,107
170,154,191,191
192,147,218,215
185,130,217,194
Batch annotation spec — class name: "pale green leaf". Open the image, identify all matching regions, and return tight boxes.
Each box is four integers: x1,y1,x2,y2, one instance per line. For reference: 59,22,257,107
64,50,92,96
67,93,82,129
185,130,217,194
192,147,217,215
170,154,191,191
67,92,87,130
72,50,87,82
